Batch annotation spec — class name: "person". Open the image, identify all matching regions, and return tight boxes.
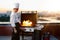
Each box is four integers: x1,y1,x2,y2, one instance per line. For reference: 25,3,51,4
10,3,21,40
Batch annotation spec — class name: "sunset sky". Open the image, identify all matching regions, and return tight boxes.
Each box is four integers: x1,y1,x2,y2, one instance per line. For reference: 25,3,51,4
0,0,60,12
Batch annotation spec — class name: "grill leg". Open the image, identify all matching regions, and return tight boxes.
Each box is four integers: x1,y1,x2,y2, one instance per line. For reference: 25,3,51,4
33,30,41,40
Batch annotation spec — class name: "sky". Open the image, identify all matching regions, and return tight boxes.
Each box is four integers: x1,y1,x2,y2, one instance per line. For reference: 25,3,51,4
0,0,60,12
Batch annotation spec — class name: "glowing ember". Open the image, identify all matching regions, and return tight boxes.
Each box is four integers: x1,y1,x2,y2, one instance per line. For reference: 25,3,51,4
22,20,32,26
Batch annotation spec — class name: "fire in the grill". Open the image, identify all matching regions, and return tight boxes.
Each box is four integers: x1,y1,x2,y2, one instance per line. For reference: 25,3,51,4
21,20,32,26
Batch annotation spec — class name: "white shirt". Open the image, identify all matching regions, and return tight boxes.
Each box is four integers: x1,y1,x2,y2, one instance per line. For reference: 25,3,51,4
10,12,21,27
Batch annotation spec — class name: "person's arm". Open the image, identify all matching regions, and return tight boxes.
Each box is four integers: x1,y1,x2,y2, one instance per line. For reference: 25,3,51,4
10,14,15,27
10,14,17,33
13,27,17,33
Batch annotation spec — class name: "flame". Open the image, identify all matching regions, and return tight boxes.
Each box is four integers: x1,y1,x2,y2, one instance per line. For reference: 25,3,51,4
22,20,32,26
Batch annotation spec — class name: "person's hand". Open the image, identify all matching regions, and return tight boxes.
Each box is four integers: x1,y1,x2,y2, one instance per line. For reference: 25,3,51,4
13,27,17,33
19,22,21,25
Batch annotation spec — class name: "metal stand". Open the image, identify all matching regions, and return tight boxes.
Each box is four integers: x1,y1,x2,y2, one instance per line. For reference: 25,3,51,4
21,28,34,40
33,29,41,40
